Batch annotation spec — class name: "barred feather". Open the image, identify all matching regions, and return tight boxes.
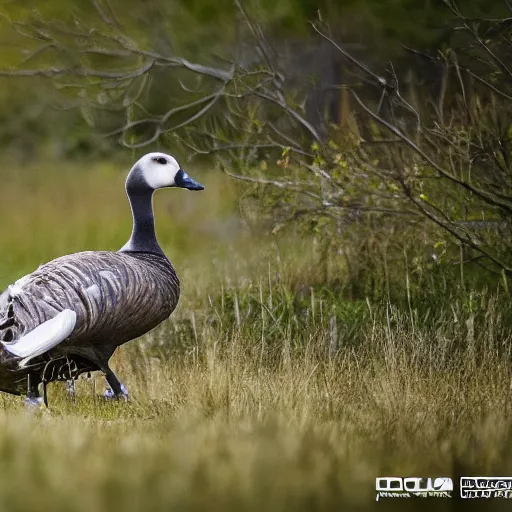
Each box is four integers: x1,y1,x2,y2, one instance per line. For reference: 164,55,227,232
0,250,179,391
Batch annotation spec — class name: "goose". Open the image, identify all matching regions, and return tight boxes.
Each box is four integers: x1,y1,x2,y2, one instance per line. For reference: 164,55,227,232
0,152,204,406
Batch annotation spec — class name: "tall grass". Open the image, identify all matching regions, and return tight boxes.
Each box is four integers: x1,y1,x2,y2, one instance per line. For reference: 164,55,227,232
0,159,510,511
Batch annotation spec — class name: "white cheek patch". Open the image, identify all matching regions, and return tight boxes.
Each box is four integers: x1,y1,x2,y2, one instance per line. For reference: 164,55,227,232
143,165,175,189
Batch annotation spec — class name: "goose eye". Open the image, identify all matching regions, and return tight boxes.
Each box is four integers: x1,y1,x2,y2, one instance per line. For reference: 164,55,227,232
152,157,168,165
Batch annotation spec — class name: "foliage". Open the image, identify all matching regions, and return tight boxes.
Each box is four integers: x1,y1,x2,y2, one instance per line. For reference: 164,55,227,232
0,0,503,158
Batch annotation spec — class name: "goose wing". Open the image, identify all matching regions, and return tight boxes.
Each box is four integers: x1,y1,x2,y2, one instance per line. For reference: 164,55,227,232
0,250,179,364
2,309,76,367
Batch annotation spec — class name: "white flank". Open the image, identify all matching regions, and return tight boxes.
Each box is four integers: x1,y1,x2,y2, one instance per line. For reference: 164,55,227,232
2,309,77,368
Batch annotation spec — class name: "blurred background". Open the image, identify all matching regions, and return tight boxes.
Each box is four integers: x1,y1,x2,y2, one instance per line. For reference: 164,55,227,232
0,1,511,511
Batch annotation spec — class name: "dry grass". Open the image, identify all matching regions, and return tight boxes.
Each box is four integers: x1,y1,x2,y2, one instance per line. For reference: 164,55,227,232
0,159,510,511
0,313,511,512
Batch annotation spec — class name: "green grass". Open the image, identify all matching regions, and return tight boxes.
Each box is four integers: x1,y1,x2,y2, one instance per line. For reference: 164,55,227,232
0,159,510,511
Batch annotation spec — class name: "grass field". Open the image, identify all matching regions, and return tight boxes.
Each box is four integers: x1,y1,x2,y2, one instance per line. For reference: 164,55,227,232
0,158,510,511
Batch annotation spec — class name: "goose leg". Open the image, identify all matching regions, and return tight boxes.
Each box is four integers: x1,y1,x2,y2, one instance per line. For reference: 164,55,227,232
24,374,44,408
65,379,76,400
103,367,128,401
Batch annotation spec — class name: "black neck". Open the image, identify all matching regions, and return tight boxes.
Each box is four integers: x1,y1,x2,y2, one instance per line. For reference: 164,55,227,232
121,187,165,255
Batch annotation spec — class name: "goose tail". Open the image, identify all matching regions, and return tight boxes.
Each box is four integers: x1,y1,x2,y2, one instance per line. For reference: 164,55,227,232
2,309,76,368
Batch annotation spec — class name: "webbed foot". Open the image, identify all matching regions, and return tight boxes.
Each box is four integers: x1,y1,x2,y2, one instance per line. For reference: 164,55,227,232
24,396,44,409
103,382,129,401
65,379,76,399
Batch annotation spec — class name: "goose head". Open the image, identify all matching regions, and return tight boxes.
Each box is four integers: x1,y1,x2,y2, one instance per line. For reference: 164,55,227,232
127,152,204,192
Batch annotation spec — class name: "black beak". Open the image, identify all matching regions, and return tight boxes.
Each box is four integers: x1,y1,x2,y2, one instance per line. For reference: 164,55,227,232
174,169,204,191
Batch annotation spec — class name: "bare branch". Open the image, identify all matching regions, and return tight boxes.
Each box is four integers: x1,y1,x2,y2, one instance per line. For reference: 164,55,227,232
310,22,389,90
251,88,322,142
0,59,155,81
351,90,512,215
91,0,122,29
120,91,224,148
223,167,323,201
404,184,512,274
